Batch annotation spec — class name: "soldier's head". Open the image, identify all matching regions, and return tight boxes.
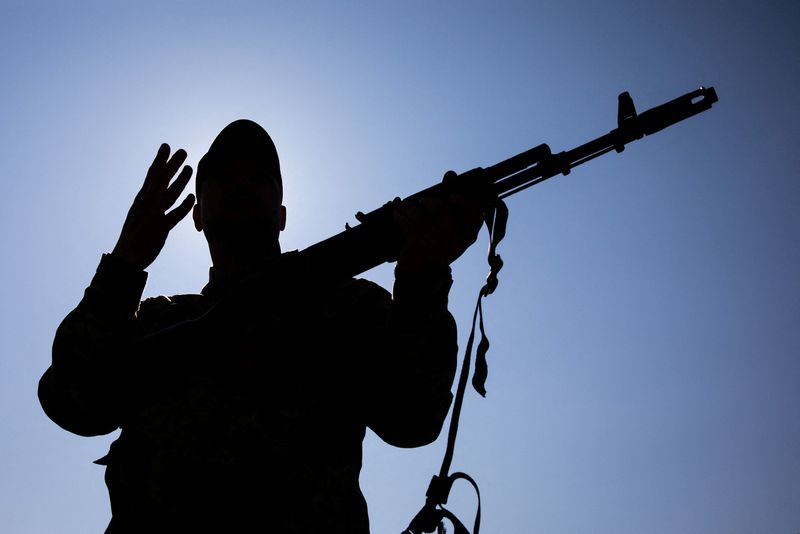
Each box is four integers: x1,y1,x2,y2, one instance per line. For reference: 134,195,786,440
193,119,286,251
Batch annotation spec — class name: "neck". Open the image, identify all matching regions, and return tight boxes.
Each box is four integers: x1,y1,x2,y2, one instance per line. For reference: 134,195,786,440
208,238,281,278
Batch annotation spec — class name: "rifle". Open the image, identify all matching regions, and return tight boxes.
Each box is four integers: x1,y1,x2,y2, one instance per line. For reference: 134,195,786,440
297,86,718,283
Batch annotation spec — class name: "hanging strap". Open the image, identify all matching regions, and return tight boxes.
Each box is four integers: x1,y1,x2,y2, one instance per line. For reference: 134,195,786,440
472,198,508,397
402,198,508,534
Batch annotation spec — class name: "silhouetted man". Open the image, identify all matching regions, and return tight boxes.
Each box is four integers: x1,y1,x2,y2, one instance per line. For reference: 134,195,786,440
39,120,481,533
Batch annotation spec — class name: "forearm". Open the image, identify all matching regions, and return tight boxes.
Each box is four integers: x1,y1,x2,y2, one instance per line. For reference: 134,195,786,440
366,266,458,448
39,254,147,436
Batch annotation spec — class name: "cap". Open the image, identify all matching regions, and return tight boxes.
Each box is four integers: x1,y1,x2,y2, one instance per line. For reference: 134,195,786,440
196,119,282,197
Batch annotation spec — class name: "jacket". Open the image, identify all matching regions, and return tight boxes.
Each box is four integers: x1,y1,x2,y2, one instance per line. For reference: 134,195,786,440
39,252,457,533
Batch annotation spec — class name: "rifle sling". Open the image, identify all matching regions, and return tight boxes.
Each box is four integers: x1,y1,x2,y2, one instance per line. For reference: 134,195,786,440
402,198,508,534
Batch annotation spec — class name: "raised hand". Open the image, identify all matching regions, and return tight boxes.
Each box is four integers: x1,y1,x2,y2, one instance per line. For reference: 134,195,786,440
394,170,484,274
111,144,195,271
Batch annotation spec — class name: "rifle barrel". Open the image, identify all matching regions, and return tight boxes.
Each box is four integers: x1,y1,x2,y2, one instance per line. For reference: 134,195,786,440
494,86,718,199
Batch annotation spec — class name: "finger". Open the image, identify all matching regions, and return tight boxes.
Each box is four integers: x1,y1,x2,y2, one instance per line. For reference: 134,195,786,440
447,193,483,223
161,148,188,186
163,165,193,210
418,197,461,238
392,201,414,232
394,202,425,240
143,143,171,191
399,204,439,249
152,143,170,167
445,194,483,245
397,199,431,227
165,194,195,230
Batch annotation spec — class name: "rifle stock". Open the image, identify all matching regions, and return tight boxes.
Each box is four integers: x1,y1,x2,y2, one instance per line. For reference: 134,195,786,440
296,86,718,281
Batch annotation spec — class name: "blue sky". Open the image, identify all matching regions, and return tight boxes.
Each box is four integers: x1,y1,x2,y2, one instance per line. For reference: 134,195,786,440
1,1,797,533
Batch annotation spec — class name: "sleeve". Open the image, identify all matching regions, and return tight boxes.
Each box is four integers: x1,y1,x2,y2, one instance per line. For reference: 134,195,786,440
38,253,148,437
356,266,458,448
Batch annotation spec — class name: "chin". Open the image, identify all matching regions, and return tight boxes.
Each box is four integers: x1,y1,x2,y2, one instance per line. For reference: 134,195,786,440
206,218,279,245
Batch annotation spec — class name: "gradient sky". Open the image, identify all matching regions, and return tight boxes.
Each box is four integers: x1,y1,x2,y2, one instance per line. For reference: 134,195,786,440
1,1,797,533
